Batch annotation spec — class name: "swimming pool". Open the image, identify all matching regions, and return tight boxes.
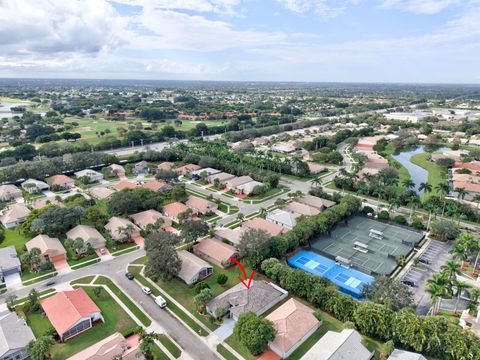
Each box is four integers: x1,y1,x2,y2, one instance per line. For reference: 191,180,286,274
288,251,374,299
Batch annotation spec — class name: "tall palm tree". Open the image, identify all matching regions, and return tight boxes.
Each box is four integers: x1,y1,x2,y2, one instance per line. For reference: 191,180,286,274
435,182,451,216
408,195,421,222
453,280,470,315
419,182,433,196
441,261,461,282
388,197,401,212
402,178,415,191
311,175,322,188
451,242,469,270
427,272,450,315
425,203,436,231
455,187,468,201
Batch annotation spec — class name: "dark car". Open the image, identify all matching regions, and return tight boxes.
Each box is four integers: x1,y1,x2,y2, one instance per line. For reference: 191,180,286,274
402,279,415,287
45,280,56,287
125,272,134,280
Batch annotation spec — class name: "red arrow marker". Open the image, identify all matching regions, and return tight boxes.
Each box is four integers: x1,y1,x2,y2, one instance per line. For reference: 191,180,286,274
230,257,255,289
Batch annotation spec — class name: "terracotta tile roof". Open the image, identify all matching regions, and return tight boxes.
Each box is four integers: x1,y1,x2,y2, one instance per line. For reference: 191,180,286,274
157,162,174,171
454,162,480,172
47,174,74,185
257,350,281,360
163,202,189,218
175,163,201,174
185,195,217,214
115,181,138,190
143,179,170,192
452,181,480,193
283,201,320,216
243,217,287,237
194,238,238,265
41,288,100,335
266,299,319,354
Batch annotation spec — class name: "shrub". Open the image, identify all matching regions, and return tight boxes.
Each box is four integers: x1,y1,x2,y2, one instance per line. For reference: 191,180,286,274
394,215,407,225
217,274,228,285
195,282,210,294
410,219,425,230
377,210,390,221
361,206,374,215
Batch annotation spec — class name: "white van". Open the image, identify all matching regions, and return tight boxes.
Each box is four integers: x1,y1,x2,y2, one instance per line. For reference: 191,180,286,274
155,295,167,308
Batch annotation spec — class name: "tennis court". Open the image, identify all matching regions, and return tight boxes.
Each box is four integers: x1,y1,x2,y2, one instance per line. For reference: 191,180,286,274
289,251,374,299
310,215,424,276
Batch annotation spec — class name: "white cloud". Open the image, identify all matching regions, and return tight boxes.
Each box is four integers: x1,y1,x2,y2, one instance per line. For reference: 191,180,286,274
275,0,359,18
110,0,241,15
379,0,463,14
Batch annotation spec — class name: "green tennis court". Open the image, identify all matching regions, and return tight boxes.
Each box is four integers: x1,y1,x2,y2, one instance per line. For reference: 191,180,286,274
311,215,424,276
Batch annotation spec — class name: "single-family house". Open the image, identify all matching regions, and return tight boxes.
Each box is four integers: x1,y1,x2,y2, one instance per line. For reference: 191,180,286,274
0,184,22,201
0,203,31,228
66,332,142,360
307,162,326,175
105,217,140,242
30,198,62,210
66,225,107,251
157,162,174,172
193,238,238,268
214,227,245,247
206,281,288,321
175,163,201,175
295,195,335,211
25,234,66,264
300,329,373,360
190,168,221,181
185,195,218,215
177,250,213,285
133,161,149,175
266,209,299,229
0,311,35,360
131,209,172,230
225,176,255,193
162,202,190,222
106,164,126,178
41,288,103,341
283,201,320,217
207,172,236,185
74,169,103,183
89,186,116,200
21,179,50,194
242,217,287,237
142,179,171,192
235,180,264,195
0,246,21,281
115,181,138,190
46,174,75,190
388,349,427,360
266,299,321,359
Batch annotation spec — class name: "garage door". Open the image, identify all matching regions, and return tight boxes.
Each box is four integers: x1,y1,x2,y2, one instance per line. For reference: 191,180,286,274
2,267,19,276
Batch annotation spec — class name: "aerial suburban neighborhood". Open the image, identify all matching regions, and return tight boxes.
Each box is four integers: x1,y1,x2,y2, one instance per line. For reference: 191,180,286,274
1,1,480,360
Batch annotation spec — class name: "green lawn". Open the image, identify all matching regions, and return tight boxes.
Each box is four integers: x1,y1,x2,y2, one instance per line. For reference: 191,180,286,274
217,344,238,360
63,117,130,144
70,276,95,285
158,334,182,358
132,256,147,264
127,266,208,336
225,334,255,360
153,344,171,360
50,286,138,359
410,152,447,200
22,310,54,337
21,268,56,282
1,228,30,254
382,143,412,188
66,247,99,266
244,187,286,202
94,276,152,326
153,261,265,330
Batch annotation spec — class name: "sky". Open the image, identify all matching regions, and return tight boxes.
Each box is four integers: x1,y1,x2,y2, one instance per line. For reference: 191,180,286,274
0,0,479,83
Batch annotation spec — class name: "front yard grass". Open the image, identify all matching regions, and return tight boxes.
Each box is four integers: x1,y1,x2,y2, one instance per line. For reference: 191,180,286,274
70,276,95,285
410,152,447,200
158,334,182,358
50,286,137,359
2,228,30,254
66,247,99,266
127,265,208,336
94,276,151,326
217,344,238,360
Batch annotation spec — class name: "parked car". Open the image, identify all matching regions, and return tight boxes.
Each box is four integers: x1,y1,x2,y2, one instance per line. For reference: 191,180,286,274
45,280,55,287
155,295,167,308
99,248,107,255
142,286,152,295
402,279,415,287
125,272,134,280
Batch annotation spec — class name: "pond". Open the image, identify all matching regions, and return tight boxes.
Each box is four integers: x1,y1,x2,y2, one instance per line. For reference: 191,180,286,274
392,146,451,195
0,101,44,119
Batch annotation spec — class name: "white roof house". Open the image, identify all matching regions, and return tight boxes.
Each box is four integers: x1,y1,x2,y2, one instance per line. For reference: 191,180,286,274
0,246,21,277
0,203,31,229
266,209,299,229
235,180,263,195
0,311,35,360
177,250,213,285
388,349,427,360
74,169,103,182
21,179,50,193
301,329,373,360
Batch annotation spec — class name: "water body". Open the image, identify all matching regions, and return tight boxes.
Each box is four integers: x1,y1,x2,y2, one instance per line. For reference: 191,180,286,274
392,146,451,195
0,101,44,119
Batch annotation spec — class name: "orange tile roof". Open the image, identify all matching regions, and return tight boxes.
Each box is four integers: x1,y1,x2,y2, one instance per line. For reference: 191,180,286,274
194,238,237,264
115,181,138,190
41,288,100,335
143,179,169,192
452,181,480,193
243,217,287,237
257,350,281,360
163,202,189,218
454,162,480,172
48,174,74,185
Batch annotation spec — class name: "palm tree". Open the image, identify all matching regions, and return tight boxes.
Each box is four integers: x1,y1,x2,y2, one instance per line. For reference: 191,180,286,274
451,242,469,270
453,280,470,315
455,187,468,201
408,195,421,222
441,261,461,282
388,197,401,212
402,178,415,191
138,328,160,360
425,203,436,231
419,182,432,196
311,175,322,188
435,182,451,216
427,272,450,315
467,288,480,316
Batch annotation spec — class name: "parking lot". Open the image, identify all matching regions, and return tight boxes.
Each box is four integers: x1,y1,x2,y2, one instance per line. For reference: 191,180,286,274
401,239,453,315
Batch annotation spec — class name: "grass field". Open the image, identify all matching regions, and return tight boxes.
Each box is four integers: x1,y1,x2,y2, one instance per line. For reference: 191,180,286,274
1,228,30,254
94,276,152,326
63,117,131,144
410,152,447,200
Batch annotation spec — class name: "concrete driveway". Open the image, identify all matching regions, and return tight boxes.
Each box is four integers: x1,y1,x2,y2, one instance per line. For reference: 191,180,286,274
213,318,235,341
3,272,21,288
